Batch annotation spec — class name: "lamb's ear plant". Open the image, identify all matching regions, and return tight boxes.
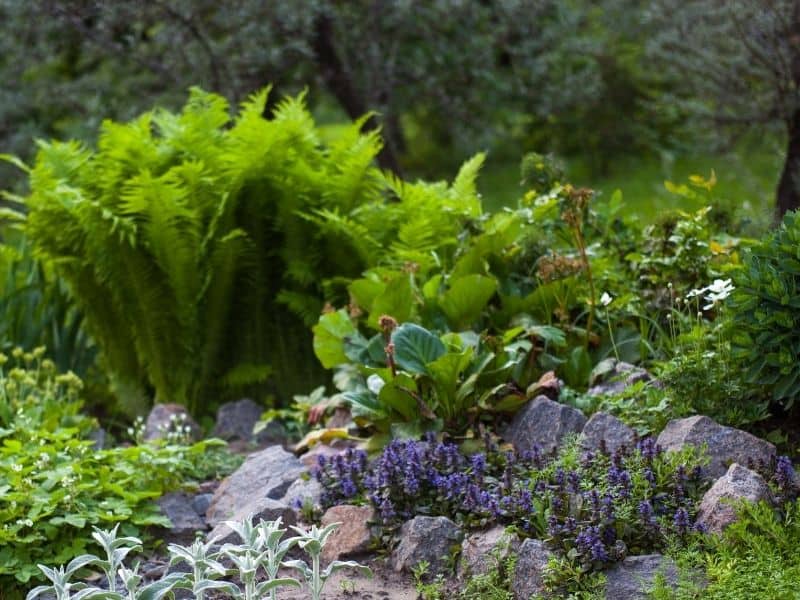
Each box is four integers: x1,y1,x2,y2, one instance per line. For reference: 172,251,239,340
167,538,229,600
220,515,301,600
284,522,372,600
116,563,186,600
257,517,302,600
25,555,112,600
89,524,143,593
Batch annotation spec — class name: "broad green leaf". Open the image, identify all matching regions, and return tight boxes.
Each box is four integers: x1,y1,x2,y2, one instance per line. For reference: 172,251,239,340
367,275,414,329
440,274,497,329
377,376,418,421
313,310,358,368
391,323,446,374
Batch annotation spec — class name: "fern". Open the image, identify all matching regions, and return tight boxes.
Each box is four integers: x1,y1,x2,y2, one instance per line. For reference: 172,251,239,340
17,86,490,416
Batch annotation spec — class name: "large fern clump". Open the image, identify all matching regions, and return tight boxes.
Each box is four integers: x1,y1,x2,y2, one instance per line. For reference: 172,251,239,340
19,88,391,415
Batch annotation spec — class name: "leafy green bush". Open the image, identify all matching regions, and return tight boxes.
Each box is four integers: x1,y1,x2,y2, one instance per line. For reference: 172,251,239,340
730,210,800,407
16,87,387,415
313,317,551,436
0,349,232,591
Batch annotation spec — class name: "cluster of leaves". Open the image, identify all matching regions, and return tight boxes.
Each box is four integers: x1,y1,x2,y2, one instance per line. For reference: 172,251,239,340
650,458,800,600
0,350,235,592
313,435,711,575
313,318,556,438
729,210,800,408
28,517,369,600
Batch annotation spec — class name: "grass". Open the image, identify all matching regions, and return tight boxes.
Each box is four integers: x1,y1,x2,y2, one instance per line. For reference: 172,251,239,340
477,139,783,224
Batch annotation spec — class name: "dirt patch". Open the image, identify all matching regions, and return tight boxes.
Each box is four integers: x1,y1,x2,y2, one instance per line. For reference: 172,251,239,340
278,557,419,600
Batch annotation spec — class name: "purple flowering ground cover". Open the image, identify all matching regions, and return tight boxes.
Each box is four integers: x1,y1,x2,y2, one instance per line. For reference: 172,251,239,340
312,434,799,573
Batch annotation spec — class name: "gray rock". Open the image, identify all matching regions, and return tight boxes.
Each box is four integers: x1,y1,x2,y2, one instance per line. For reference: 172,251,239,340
206,445,305,526
696,463,772,534
157,492,207,544
505,395,587,454
656,415,775,480
299,442,352,469
459,526,519,578
89,427,109,450
144,404,202,442
191,493,213,517
579,412,636,455
281,477,323,517
604,554,678,599
320,505,376,561
207,496,296,545
511,539,553,600
606,554,678,600
588,359,652,397
390,516,463,578
212,398,263,442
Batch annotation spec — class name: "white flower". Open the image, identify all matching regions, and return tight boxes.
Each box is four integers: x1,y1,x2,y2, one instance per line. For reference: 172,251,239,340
600,292,613,307
686,287,706,299
367,374,385,395
703,278,734,310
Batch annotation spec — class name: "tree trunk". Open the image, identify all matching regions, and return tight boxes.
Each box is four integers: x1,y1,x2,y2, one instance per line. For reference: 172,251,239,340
776,109,800,221
311,12,403,174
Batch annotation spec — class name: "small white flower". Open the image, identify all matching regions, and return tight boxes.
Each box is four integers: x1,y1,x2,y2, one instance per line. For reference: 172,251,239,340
10,464,22,473
367,374,385,395
703,278,734,309
600,292,613,307
686,287,706,299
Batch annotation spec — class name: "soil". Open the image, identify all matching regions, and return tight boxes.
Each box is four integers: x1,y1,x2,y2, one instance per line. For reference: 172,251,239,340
277,557,419,600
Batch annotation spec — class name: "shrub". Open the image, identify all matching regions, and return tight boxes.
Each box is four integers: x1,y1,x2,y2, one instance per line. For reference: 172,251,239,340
17,88,384,415
730,210,800,408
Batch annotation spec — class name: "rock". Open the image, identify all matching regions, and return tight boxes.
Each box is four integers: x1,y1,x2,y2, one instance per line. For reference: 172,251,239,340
656,416,775,480
89,427,108,450
281,477,323,518
525,370,562,401
696,463,772,534
604,554,678,599
143,404,202,442
191,493,213,517
320,505,375,561
588,359,652,397
579,412,636,455
459,526,519,578
511,539,553,600
253,419,288,447
505,395,587,454
156,492,207,544
208,497,296,545
206,445,305,526
212,398,262,442
299,442,352,469
326,406,353,429
390,516,463,578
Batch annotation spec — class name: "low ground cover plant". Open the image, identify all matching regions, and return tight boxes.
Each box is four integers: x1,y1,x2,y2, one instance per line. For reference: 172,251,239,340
27,517,370,600
0,349,237,594
313,435,708,574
